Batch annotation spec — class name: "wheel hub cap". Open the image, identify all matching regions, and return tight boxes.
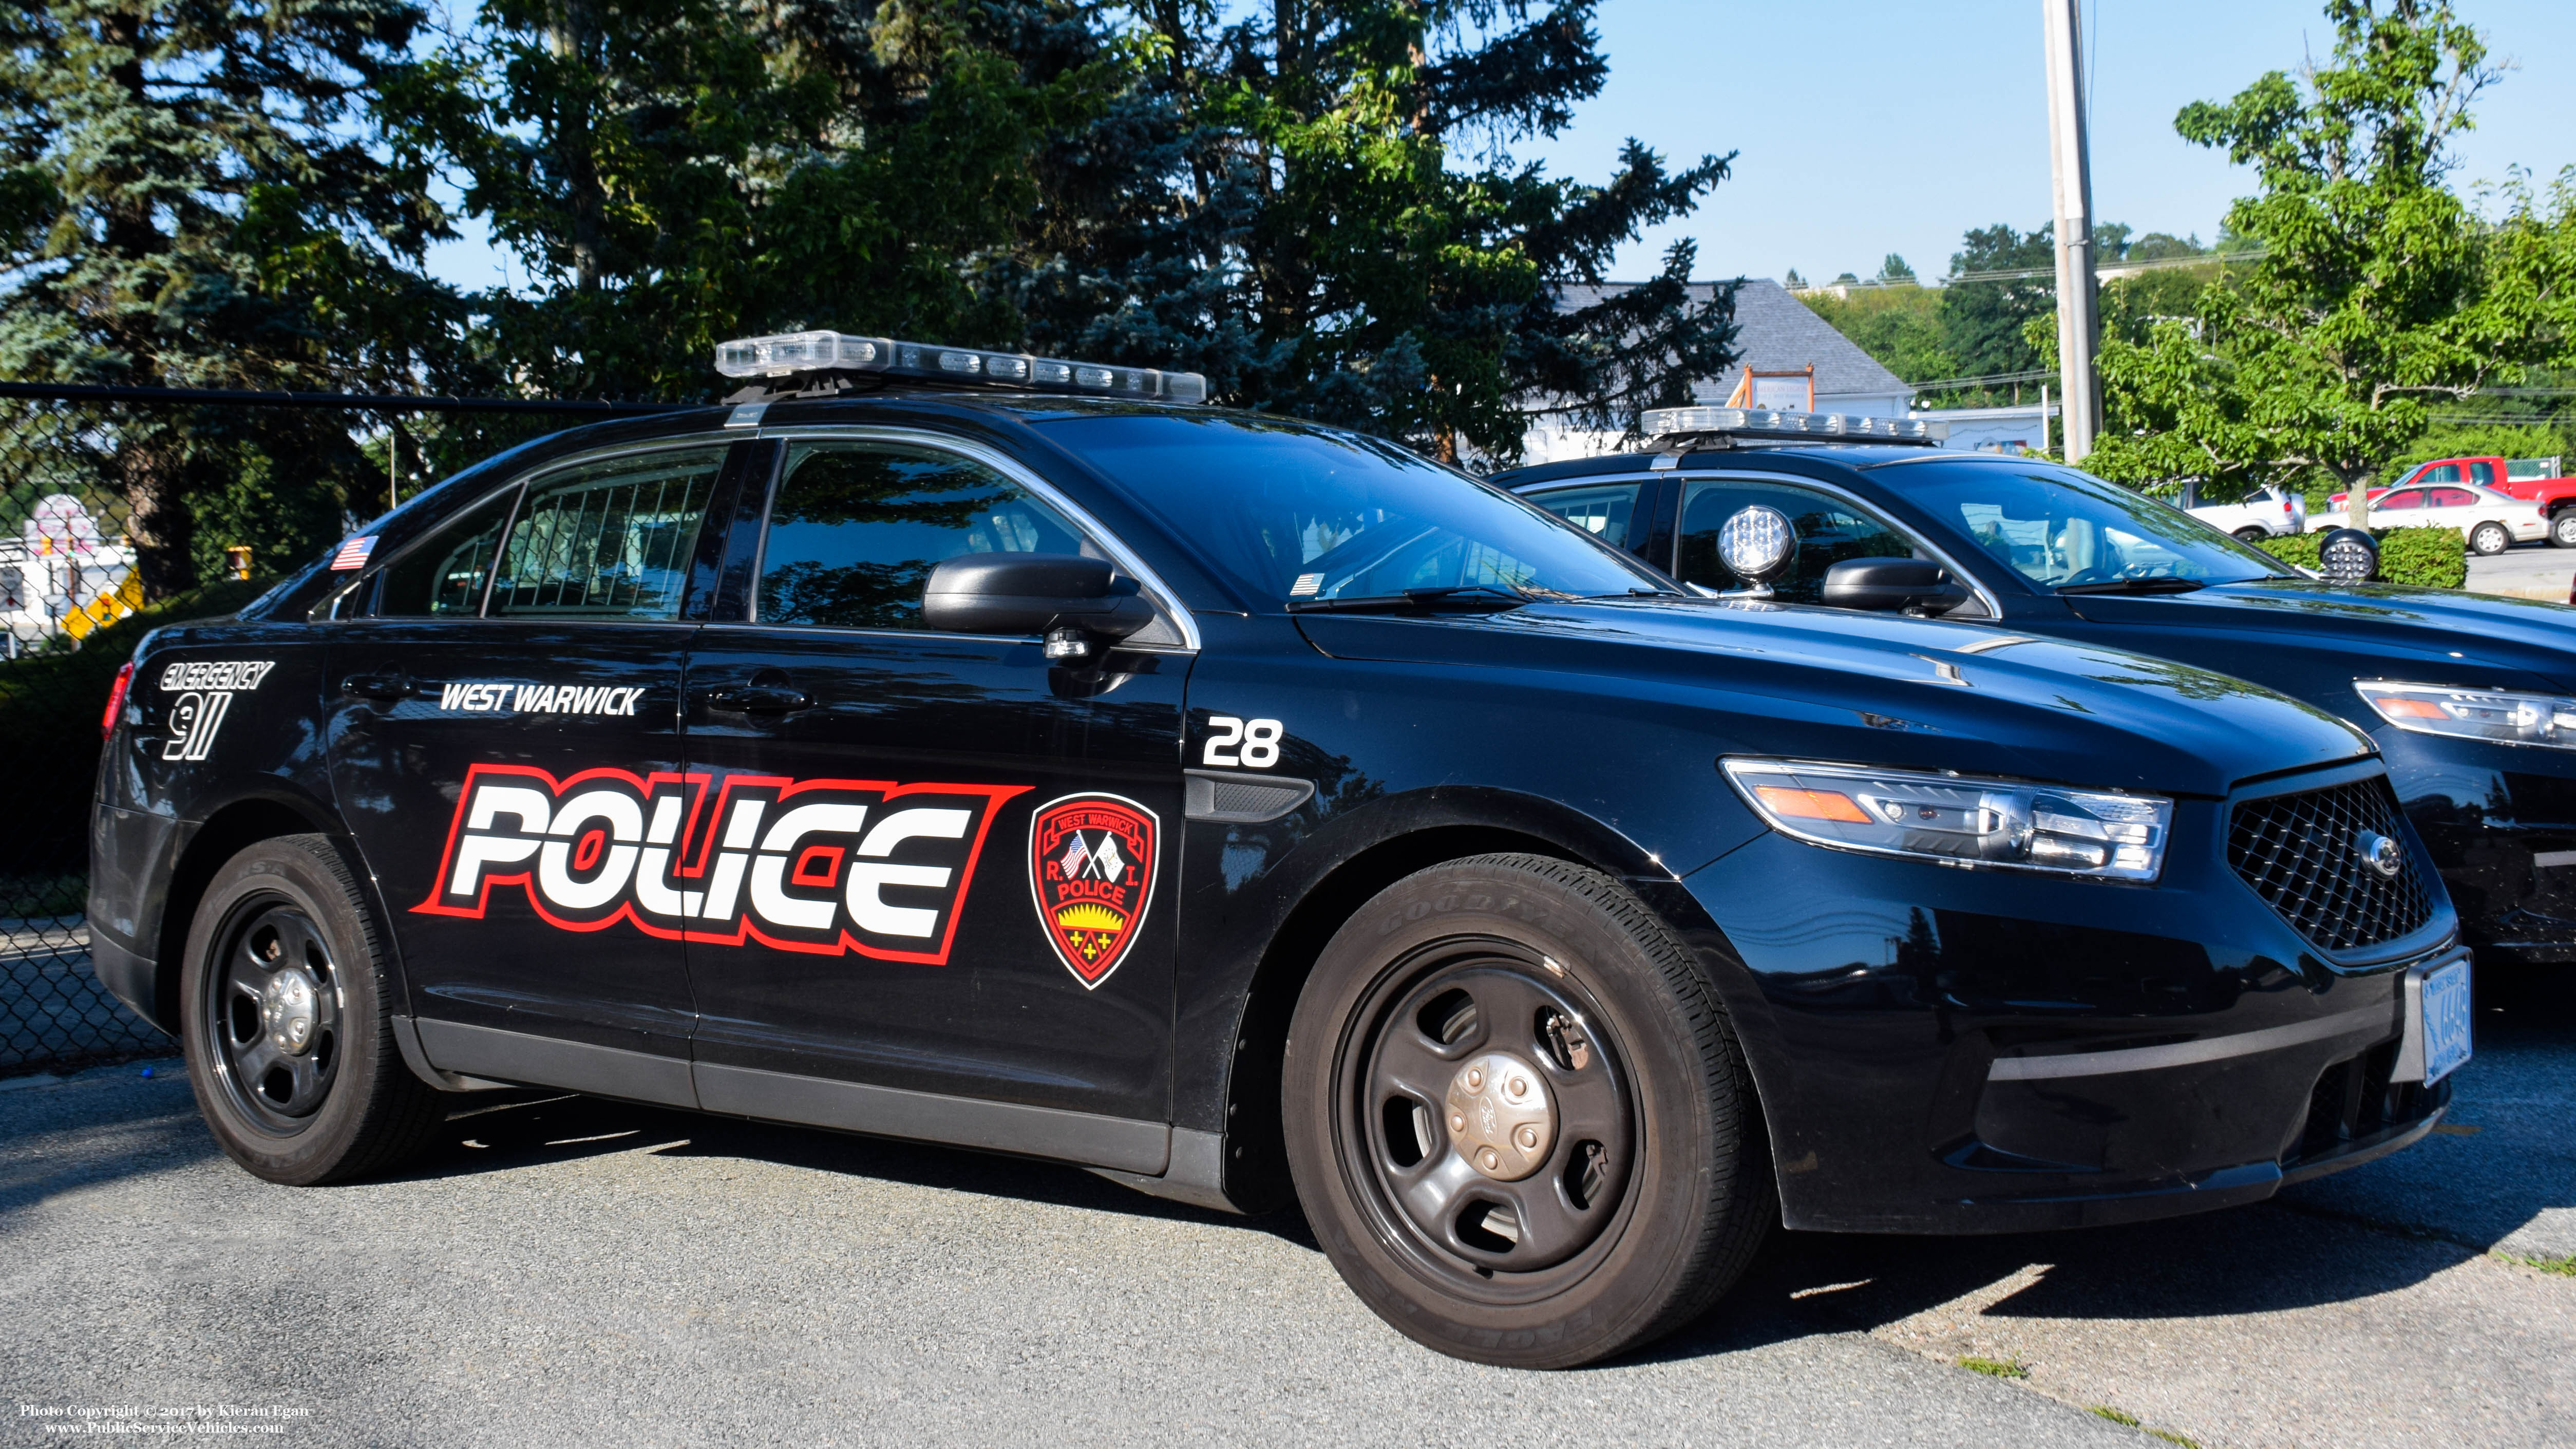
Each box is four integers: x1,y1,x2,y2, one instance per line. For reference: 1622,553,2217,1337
1444,1050,1555,1181
261,968,320,1056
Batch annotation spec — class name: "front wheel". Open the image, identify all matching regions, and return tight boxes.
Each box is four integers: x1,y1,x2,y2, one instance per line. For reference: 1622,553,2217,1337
2470,522,2512,556
1283,854,1772,1368
179,834,447,1184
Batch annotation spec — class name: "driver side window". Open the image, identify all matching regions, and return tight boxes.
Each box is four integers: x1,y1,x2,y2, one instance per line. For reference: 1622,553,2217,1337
1675,479,1923,606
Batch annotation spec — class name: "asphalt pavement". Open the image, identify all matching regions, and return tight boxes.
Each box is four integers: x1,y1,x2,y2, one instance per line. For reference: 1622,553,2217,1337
1,971,2568,1447
2465,542,2574,599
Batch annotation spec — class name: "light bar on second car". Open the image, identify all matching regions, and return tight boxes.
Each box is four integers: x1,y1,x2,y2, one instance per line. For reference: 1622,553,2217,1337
1643,406,1948,444
713,331,1208,404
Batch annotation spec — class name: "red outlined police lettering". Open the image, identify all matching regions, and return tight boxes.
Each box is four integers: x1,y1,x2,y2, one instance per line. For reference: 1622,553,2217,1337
416,763,1030,964
1028,793,1160,990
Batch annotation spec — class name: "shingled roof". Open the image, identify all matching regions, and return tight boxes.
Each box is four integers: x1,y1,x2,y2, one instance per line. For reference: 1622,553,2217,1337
1557,278,1908,403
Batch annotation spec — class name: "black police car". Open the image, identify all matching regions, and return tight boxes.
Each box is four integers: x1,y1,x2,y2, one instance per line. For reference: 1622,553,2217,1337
1502,405,2576,970
91,341,2467,1369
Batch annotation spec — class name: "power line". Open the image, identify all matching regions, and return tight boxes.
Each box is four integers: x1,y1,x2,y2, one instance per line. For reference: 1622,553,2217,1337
0,381,691,415
1791,249,2266,294
1906,369,2057,392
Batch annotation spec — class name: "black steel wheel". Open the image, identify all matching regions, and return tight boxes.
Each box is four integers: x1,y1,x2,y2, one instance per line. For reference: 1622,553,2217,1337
203,902,345,1128
1284,854,1772,1368
180,835,447,1184
1344,949,1638,1294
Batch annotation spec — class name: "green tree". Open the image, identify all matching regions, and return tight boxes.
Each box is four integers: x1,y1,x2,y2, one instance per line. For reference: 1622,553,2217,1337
440,0,1103,405
1931,223,2055,402
0,0,468,596
2087,1,2576,497
1797,285,1954,387
1098,0,1738,464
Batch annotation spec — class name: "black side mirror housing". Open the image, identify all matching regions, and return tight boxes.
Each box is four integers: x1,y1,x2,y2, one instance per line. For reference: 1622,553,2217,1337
1822,557,1969,613
920,553,1157,651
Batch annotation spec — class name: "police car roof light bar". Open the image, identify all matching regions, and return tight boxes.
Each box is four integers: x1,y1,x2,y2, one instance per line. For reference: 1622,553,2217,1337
1643,406,1949,447
713,332,1209,405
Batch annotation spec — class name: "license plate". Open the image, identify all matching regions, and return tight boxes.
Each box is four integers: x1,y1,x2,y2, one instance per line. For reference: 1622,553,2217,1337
2420,959,2473,1085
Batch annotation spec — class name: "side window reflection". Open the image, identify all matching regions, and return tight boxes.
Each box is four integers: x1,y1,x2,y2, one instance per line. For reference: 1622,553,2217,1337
1528,483,1643,550
756,442,1095,631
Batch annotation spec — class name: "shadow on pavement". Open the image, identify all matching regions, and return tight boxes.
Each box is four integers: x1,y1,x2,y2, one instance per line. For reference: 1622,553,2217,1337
392,1089,1323,1248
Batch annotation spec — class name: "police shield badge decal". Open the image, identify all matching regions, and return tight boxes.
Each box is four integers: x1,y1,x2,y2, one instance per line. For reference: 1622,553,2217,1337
1029,793,1159,989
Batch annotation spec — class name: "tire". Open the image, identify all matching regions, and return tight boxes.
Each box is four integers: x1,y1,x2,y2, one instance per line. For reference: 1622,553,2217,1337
1282,854,1772,1368
2470,522,2512,556
2233,526,2269,542
2552,511,2576,549
179,834,446,1184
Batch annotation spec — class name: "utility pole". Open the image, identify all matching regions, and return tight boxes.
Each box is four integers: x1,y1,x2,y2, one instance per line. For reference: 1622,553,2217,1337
2042,0,2101,463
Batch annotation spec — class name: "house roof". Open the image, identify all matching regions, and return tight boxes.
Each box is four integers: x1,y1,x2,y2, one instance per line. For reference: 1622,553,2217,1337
1556,278,1909,404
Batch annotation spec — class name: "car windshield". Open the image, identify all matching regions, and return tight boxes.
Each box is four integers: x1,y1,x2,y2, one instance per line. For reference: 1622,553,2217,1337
1889,461,2297,590
1036,413,1669,607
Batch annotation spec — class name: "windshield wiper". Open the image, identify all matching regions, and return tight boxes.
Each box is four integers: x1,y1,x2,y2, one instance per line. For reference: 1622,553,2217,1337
2056,577,2206,596
1287,584,1535,614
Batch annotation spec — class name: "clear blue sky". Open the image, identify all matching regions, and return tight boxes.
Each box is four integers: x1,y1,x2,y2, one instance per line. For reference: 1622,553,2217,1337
1530,0,2576,284
424,0,2576,294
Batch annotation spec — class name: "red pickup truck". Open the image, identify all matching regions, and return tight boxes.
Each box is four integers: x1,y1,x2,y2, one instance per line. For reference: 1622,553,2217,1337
2385,455,2576,545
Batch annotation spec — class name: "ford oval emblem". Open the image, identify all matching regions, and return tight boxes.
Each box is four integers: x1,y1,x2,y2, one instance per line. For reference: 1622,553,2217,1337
2357,831,2403,879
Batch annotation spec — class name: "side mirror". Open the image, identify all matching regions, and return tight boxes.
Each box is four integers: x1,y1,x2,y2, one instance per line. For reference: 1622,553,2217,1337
1822,557,1968,613
921,553,1157,658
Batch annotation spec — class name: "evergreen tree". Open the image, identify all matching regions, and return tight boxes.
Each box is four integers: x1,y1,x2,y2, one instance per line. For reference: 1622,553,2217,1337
441,0,1106,403
0,0,464,596
1031,0,1739,465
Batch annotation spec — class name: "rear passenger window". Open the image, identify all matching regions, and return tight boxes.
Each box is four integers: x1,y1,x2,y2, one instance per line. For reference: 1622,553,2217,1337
488,447,726,620
1527,483,1645,549
374,490,515,617
1676,479,1921,605
755,441,1094,631
2429,488,2477,507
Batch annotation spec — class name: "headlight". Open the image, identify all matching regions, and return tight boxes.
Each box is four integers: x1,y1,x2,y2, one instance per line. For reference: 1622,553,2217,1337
1721,759,2172,882
2357,681,2576,749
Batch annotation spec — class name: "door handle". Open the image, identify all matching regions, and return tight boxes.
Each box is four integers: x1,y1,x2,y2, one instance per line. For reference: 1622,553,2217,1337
702,683,813,713
343,672,410,702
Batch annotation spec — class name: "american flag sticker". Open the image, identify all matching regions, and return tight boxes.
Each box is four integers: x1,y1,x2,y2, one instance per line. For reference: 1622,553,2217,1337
330,535,378,571
1290,572,1324,596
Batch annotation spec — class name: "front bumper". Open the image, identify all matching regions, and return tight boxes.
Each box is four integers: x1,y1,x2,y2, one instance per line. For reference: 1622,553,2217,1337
1681,762,2460,1234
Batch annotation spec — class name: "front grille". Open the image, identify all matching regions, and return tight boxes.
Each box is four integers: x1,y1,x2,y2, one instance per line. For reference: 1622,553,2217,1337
2228,777,2436,953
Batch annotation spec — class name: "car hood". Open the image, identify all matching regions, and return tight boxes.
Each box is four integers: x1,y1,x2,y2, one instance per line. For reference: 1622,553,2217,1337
2060,579,2576,693
1295,597,2373,799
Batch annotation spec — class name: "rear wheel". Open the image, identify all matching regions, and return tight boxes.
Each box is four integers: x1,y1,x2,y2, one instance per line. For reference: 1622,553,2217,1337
180,834,446,1184
2470,522,2512,556
2551,511,2576,549
2233,526,2269,542
1283,854,1771,1368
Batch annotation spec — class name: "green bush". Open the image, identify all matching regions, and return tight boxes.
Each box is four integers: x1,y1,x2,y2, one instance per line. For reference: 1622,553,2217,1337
0,577,277,878
2249,527,2466,589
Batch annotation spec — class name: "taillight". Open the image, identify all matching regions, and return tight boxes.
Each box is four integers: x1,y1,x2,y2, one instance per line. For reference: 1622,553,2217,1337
101,658,135,739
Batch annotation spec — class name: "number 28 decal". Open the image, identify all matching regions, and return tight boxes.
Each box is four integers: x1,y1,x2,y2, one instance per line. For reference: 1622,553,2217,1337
1203,716,1284,768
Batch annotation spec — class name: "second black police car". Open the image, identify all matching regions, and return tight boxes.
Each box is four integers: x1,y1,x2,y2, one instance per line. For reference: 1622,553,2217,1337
92,338,2468,1368
1500,404,2576,971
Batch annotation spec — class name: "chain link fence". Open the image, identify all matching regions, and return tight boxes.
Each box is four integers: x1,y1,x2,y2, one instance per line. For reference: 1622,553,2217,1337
1,401,173,1071
0,389,651,1074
